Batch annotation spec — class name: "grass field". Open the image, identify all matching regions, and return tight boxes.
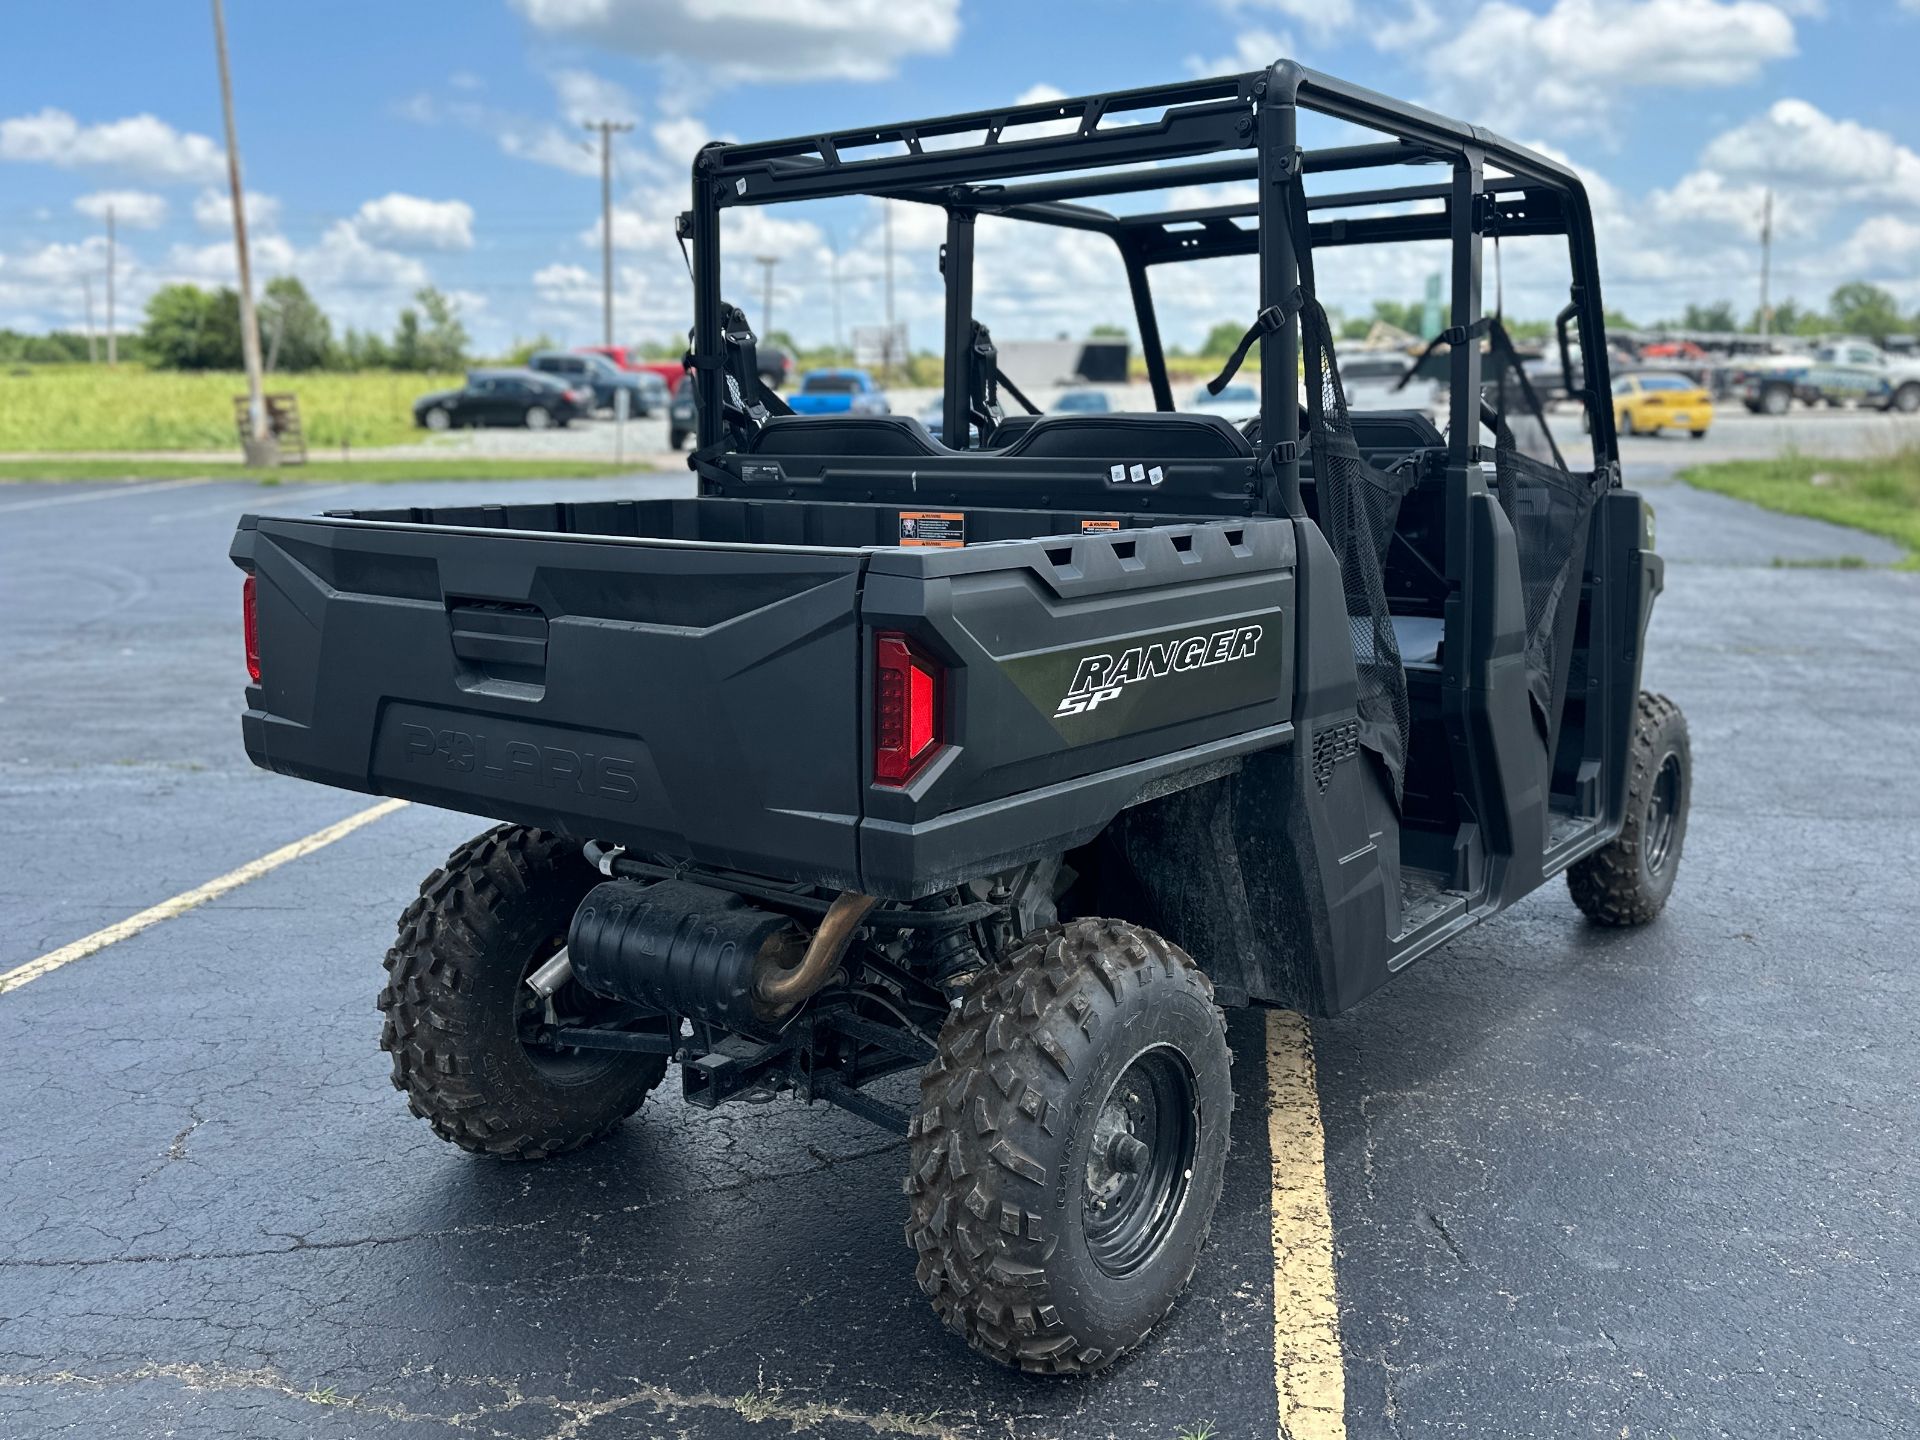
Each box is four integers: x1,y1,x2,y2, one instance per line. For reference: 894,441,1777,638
0,365,462,451
0,458,648,484
1681,447,1920,568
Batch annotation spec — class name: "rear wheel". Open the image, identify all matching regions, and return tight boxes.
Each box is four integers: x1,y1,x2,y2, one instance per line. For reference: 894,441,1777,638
1760,382,1793,416
1690,428,1708,439
905,918,1232,1374
669,428,690,450
378,825,669,1159
1568,692,1691,927
525,405,553,431
1891,383,1920,415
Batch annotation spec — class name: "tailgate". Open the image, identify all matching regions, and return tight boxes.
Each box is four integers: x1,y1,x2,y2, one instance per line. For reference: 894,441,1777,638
231,515,866,886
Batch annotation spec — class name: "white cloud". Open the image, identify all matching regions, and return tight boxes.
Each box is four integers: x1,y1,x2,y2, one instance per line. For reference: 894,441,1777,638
551,68,638,126
73,190,167,228
352,193,476,251
1410,0,1798,135
1644,169,1816,239
0,108,225,182
652,115,717,169
1187,28,1296,76
1700,99,1920,209
191,187,282,232
1836,215,1920,277
1219,0,1354,41
510,0,961,82
13,237,113,284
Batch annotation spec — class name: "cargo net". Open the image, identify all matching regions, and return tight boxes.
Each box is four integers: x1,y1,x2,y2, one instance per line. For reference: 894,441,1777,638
1301,299,1414,800
1483,320,1601,738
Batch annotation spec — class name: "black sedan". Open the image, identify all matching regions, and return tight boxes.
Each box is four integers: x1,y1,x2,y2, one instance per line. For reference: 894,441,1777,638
413,370,589,431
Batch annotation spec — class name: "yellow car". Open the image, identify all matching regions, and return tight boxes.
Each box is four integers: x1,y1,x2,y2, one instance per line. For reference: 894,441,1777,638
1612,371,1713,438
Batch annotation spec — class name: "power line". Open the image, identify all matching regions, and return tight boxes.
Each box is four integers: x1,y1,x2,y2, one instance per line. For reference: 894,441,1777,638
582,119,634,347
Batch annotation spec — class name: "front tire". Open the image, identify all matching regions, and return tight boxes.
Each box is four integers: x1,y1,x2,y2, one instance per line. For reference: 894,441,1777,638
423,406,452,432
1891,383,1920,415
1760,382,1792,417
378,825,669,1159
905,919,1232,1374
1568,692,1691,927
669,428,690,451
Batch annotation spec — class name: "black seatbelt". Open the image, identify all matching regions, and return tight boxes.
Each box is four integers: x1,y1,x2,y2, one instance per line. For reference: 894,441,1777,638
683,302,792,466
1391,317,1490,393
1202,286,1305,397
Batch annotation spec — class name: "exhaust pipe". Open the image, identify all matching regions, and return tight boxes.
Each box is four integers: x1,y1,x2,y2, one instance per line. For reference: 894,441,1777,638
755,892,878,1009
565,879,875,1032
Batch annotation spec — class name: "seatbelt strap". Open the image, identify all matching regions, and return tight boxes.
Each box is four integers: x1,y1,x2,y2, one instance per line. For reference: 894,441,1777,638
1392,317,1490,393
994,364,1040,416
1203,286,1305,396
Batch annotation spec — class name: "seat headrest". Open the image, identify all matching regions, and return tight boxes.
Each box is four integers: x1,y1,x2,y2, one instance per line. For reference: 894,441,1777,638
1001,412,1254,460
747,414,947,458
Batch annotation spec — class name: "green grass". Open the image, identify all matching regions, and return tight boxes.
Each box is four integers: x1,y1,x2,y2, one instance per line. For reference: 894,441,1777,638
0,458,650,483
1680,447,1920,569
0,364,465,450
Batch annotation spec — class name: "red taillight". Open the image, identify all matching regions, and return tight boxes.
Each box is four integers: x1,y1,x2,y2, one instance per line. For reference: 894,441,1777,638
874,632,944,787
243,574,261,682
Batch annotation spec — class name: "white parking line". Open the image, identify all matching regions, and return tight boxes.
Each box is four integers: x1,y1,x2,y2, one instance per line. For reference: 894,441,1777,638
0,799,408,997
0,477,213,515
1268,1009,1348,1439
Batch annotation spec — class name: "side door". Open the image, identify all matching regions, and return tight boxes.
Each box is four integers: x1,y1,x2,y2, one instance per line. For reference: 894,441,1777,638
1844,346,1892,405
478,376,520,426
449,378,489,426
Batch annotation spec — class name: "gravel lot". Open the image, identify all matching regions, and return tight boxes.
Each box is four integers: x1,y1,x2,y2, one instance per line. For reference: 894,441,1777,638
0,453,1914,1438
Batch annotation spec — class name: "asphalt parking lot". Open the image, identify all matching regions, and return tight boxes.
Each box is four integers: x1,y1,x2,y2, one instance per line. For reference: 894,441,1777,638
1,459,1916,1439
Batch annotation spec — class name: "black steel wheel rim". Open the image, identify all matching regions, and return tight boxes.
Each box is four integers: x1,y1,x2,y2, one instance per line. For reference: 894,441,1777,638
1646,751,1683,875
1081,1046,1200,1278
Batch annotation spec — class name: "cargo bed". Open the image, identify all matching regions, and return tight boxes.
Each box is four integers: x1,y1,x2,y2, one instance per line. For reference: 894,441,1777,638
232,497,1298,898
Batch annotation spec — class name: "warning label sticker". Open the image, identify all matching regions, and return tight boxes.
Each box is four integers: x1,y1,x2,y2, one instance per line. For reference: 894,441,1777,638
900,511,965,548
1080,519,1122,532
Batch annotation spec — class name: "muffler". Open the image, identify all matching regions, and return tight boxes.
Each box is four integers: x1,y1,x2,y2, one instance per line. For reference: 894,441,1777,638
566,879,873,1032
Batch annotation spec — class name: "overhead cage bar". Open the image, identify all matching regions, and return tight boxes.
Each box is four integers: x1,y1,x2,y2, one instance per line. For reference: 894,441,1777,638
684,59,1614,465
695,73,1261,207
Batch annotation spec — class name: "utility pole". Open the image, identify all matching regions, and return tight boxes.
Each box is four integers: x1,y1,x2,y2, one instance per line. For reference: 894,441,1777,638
754,255,778,338
883,199,896,381
1757,187,1774,339
105,206,117,366
827,230,843,359
583,119,634,348
212,0,272,464
83,275,97,363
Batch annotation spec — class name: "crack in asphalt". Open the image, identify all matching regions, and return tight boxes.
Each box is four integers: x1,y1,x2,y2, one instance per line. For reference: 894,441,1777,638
0,1361,971,1439
0,1136,909,1272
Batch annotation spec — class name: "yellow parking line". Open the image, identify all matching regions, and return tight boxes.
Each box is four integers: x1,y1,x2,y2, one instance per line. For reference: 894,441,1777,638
1268,1008,1347,1439
0,799,407,997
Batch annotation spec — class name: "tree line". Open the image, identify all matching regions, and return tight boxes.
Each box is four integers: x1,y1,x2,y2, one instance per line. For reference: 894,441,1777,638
0,277,471,372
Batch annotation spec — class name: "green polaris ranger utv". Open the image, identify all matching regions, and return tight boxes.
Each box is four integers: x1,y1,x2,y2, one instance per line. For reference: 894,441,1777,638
231,60,1688,1373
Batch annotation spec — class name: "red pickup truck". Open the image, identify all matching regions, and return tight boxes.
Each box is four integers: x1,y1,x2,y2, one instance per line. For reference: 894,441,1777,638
576,345,684,391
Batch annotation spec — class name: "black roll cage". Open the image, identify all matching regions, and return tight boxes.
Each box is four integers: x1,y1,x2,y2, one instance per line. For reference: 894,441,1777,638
683,60,1621,515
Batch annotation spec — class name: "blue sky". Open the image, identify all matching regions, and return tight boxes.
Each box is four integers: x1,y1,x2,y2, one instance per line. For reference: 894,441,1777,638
2,0,1917,355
